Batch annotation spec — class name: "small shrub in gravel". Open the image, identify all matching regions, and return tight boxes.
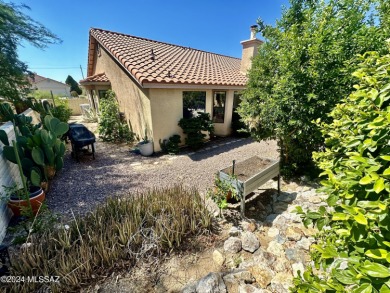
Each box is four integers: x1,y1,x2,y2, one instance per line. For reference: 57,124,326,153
8,185,212,293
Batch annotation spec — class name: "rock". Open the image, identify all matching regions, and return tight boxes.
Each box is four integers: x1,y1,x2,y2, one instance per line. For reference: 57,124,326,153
272,257,291,273
265,214,279,223
292,262,305,278
248,264,275,288
229,226,241,237
267,227,279,238
270,272,293,292
242,232,260,253
257,201,266,210
195,272,227,293
241,221,257,232
266,241,284,257
296,237,312,251
273,202,289,214
308,196,322,204
277,193,295,203
249,206,256,211
275,234,286,244
223,270,255,292
224,237,242,253
181,281,197,293
271,215,287,228
285,248,307,263
213,250,225,266
238,284,269,293
285,227,303,241
253,249,277,266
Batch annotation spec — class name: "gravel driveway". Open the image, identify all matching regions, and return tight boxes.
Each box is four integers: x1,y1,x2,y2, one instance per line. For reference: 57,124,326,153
47,136,278,220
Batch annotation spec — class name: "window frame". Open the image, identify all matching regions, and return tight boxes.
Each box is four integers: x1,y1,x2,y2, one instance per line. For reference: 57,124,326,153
212,91,227,123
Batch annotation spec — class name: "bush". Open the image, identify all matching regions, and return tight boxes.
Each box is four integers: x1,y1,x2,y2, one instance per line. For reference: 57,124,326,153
8,186,212,292
178,112,213,150
159,134,181,154
98,90,134,143
293,48,390,292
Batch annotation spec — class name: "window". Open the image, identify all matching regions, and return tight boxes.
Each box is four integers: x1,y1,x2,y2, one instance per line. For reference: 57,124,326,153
183,91,206,118
233,91,242,110
213,91,226,123
98,90,108,99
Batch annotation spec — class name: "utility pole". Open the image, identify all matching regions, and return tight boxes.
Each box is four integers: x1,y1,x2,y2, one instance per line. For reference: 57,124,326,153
80,65,85,79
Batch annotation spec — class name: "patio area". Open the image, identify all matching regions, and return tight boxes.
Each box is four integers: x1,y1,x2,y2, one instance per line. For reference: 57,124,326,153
46,132,278,220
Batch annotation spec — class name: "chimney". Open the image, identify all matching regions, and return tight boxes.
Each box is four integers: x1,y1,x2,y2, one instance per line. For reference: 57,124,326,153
240,25,263,73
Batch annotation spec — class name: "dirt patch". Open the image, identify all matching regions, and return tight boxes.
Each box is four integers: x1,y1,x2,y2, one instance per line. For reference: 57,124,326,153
221,156,274,181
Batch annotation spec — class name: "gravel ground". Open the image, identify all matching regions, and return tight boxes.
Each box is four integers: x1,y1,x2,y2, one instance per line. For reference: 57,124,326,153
47,134,278,220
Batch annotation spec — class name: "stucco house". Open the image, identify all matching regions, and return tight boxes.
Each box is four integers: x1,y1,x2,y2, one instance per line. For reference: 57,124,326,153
29,74,71,97
80,26,262,151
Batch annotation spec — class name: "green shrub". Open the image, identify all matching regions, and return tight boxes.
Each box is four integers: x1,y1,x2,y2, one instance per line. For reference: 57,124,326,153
159,134,181,154
8,186,212,292
178,112,213,150
293,47,390,292
98,90,134,143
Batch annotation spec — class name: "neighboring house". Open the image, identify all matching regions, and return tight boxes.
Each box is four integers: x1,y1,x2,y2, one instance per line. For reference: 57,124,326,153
29,74,71,97
80,26,262,151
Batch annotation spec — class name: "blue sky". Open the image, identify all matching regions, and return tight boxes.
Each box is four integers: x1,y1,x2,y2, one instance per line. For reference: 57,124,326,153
17,0,289,84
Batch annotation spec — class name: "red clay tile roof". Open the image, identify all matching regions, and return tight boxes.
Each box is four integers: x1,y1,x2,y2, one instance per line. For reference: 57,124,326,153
80,73,110,83
88,28,247,87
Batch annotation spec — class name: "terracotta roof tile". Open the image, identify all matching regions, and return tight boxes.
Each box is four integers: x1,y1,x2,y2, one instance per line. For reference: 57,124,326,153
88,28,247,87
80,72,110,83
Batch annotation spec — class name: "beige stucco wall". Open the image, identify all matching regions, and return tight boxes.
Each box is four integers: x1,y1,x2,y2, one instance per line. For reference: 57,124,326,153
213,90,234,136
240,39,262,73
92,47,152,140
150,88,236,151
33,80,71,97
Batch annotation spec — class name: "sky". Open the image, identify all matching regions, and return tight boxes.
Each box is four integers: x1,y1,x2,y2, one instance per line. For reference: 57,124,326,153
17,0,289,84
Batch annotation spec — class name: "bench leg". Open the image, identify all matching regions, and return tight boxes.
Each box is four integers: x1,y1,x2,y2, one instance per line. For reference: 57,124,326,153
92,143,95,160
240,192,245,218
277,174,281,195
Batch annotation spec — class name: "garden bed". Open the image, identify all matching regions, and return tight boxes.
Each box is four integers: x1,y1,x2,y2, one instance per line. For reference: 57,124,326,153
219,156,280,216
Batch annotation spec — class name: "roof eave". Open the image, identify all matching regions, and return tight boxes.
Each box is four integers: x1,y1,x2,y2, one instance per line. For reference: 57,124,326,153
142,82,246,90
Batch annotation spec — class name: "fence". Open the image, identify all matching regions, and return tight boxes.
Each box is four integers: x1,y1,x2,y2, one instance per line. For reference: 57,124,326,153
66,98,89,115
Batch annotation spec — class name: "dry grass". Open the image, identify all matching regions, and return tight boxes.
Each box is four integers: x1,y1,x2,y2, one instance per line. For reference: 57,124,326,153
7,185,212,293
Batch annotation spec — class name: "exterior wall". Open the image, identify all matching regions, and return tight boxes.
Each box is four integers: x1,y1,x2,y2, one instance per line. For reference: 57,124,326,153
0,123,19,243
149,88,235,151
66,97,89,115
33,80,71,97
93,47,152,139
213,90,235,136
0,109,39,243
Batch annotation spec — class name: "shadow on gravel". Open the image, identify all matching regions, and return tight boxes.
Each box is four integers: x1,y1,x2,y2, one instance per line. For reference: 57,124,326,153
187,137,253,162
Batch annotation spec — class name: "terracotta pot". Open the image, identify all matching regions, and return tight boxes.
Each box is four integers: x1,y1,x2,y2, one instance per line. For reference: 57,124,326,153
8,187,45,217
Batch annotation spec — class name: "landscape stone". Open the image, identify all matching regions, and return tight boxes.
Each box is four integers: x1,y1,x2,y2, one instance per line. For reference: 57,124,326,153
253,249,277,266
265,214,279,223
267,227,279,238
270,272,293,292
273,202,290,214
277,193,295,203
241,221,257,232
224,237,242,253
242,232,260,253
296,237,312,251
272,256,292,273
238,284,268,293
248,264,274,288
266,241,284,257
195,272,226,293
181,281,197,293
285,226,303,241
213,250,225,266
229,226,241,237
275,234,286,244
292,262,305,278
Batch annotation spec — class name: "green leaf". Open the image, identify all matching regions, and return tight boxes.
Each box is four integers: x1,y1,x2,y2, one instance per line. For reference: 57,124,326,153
374,178,385,193
360,263,390,278
346,139,361,148
30,167,41,186
332,213,350,221
379,284,390,293
352,283,372,293
365,249,388,259
354,213,368,225
381,156,390,161
359,176,372,185
383,168,390,176
0,129,9,146
32,147,45,166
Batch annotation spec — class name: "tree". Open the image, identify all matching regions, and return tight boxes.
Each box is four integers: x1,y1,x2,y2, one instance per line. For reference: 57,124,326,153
65,75,82,95
238,0,390,177
0,1,60,101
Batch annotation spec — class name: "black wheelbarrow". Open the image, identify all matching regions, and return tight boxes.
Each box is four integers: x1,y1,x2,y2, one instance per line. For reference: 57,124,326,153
68,123,96,162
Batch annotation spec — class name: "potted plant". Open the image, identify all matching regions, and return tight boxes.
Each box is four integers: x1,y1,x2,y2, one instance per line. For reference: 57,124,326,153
138,129,153,156
0,140,45,217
